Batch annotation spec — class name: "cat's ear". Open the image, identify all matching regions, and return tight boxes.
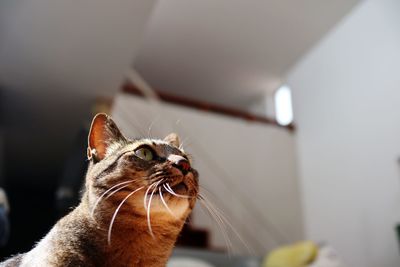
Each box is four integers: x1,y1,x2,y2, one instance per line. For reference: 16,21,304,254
87,113,126,162
164,133,180,147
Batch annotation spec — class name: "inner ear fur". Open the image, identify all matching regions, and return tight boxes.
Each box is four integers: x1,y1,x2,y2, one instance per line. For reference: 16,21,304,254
164,133,180,147
87,113,126,162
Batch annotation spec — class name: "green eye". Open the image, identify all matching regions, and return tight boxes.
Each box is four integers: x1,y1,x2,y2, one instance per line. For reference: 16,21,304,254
134,147,154,161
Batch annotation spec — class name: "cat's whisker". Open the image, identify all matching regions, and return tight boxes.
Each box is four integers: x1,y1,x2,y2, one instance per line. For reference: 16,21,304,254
108,186,144,245
164,183,190,199
198,196,233,243
90,180,135,219
159,187,177,218
197,198,233,255
146,181,162,238
198,205,233,255
198,194,254,255
149,171,167,181
93,183,132,219
198,185,217,198
163,184,184,198
199,186,263,253
143,182,157,210
179,136,188,150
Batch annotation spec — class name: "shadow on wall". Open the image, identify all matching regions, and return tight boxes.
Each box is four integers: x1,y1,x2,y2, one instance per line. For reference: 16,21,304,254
0,86,95,259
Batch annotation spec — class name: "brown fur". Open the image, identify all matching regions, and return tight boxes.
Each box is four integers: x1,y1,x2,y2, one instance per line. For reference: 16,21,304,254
1,114,199,267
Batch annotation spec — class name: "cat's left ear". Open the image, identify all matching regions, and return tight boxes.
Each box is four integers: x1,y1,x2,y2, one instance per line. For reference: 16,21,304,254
164,133,180,147
87,113,126,162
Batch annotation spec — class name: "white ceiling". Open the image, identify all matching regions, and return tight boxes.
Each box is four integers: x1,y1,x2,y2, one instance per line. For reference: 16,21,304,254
135,0,360,109
0,0,157,184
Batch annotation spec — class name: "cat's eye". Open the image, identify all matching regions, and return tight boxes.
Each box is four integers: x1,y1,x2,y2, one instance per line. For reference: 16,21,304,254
134,147,154,161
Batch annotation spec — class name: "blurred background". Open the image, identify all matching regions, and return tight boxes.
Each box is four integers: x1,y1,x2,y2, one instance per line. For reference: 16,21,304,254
0,0,399,266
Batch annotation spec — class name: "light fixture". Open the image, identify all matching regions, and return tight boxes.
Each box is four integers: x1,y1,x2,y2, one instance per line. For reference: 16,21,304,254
275,85,293,126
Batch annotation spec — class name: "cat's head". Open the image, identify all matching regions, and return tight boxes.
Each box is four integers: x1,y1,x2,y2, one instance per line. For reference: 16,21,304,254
84,113,198,238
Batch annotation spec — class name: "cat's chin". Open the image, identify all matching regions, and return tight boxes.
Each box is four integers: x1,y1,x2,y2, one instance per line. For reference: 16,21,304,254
154,198,190,219
170,182,188,195
143,196,190,220
128,193,191,220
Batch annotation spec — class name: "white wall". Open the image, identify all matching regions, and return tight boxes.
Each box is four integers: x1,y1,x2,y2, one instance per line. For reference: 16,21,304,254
288,0,400,266
111,93,303,255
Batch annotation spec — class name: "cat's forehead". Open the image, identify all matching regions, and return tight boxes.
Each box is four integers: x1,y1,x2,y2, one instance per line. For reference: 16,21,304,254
126,138,185,156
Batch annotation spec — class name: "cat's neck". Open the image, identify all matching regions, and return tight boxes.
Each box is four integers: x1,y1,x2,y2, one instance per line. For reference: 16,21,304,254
61,197,183,267
102,223,181,267
33,198,184,267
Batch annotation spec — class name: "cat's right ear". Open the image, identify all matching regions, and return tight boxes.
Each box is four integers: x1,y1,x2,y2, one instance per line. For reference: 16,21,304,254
87,113,126,162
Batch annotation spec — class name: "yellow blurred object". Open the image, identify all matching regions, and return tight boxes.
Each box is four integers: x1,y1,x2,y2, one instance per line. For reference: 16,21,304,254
262,241,318,267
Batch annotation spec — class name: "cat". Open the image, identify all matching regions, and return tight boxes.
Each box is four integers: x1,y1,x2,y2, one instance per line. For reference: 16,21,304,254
1,113,199,267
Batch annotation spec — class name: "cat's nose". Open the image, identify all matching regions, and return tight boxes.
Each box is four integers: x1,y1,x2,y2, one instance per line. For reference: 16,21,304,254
168,154,190,175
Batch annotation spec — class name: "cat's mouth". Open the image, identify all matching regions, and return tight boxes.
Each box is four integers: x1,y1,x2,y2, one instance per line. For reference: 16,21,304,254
171,182,188,194
154,181,189,197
